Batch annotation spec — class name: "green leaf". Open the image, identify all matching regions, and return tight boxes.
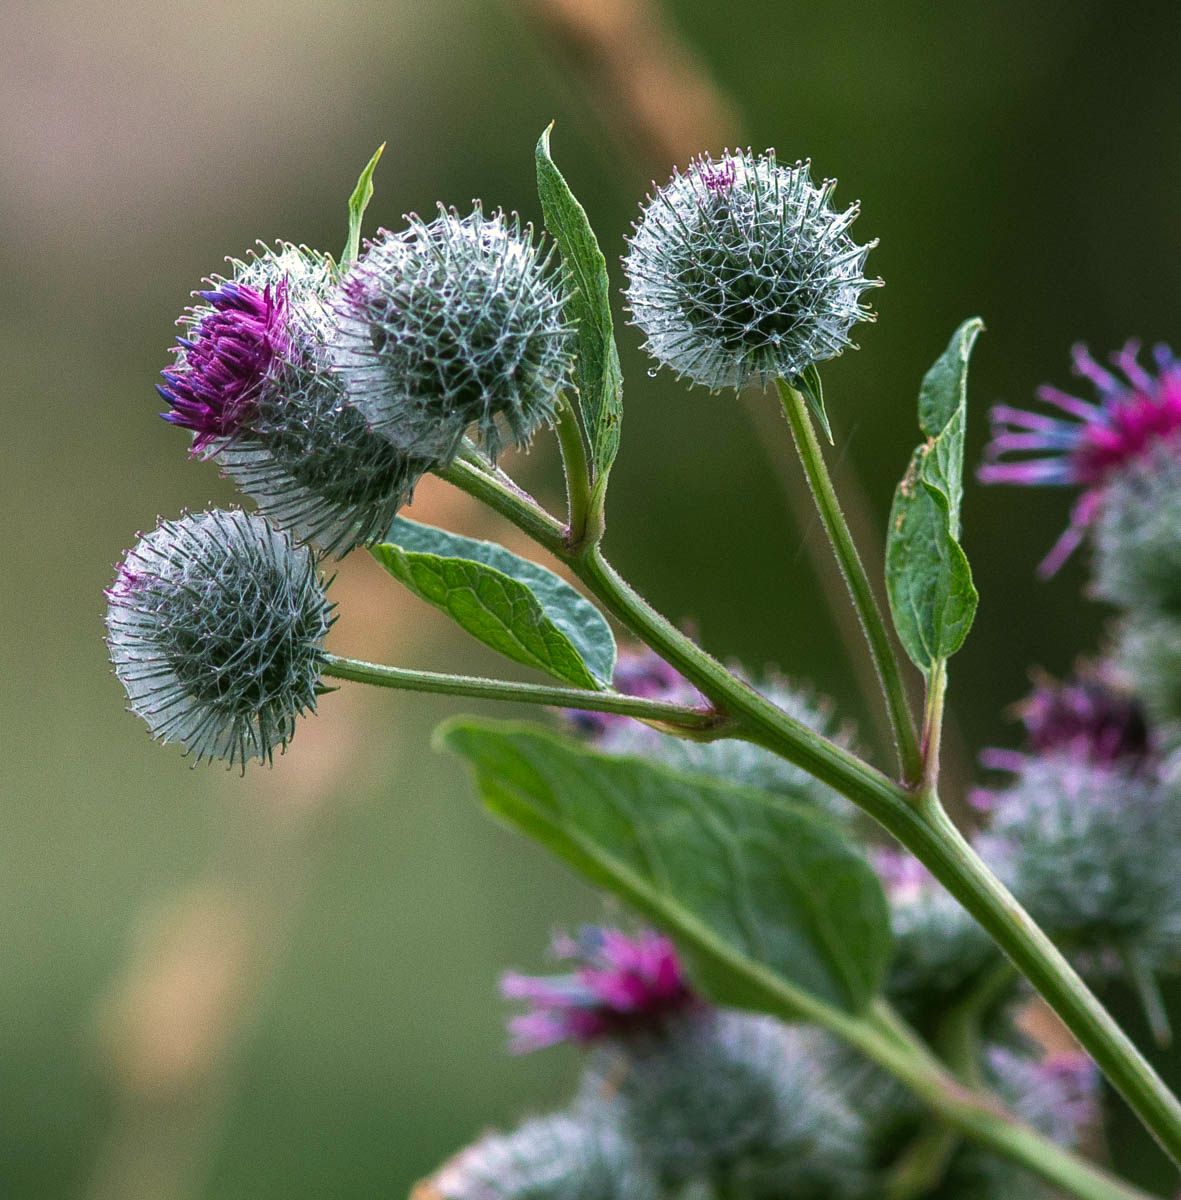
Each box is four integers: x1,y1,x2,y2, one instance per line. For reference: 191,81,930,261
440,719,892,1018
372,518,615,688
341,143,386,268
886,319,983,674
535,124,623,487
794,364,833,445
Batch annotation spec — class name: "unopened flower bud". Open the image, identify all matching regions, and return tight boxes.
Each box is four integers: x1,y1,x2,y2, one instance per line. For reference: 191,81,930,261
624,150,879,391
334,205,574,463
105,510,333,767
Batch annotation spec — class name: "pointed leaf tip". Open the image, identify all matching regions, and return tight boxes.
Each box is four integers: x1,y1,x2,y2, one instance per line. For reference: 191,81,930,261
342,143,386,268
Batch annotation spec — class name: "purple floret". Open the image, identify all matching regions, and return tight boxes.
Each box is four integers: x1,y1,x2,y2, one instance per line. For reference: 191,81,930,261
699,155,737,194
501,926,698,1052
978,665,1154,793
159,280,288,452
979,342,1181,575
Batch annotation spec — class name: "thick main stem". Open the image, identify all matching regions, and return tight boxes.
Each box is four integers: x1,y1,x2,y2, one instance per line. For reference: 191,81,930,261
775,380,923,783
437,462,1181,1169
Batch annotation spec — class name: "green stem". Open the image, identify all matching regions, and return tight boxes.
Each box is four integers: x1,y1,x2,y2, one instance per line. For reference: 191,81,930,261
936,960,1016,1088
321,654,728,734
435,459,570,558
886,1122,959,1200
436,449,1181,1171
775,379,923,784
553,397,600,548
824,1007,1149,1200
922,660,949,790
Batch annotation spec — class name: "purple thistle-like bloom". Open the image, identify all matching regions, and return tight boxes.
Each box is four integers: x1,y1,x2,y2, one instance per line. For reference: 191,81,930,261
159,280,288,452
979,666,1154,784
979,342,1181,575
500,926,697,1053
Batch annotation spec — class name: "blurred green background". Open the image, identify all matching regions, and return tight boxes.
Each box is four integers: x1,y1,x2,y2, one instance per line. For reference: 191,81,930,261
3,0,1180,1195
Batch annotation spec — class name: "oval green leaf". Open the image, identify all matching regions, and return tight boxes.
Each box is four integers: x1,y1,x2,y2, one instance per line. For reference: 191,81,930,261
886,318,983,674
439,719,892,1018
373,518,616,688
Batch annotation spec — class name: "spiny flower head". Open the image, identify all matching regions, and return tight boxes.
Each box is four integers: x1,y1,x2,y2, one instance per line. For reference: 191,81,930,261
427,1114,658,1200
212,243,434,556
978,342,1181,575
159,279,288,451
105,509,333,768
1094,445,1181,615
333,205,574,463
980,665,1154,778
501,927,696,1053
568,648,854,819
975,754,1181,971
580,1012,869,1195
623,149,879,391
166,243,434,557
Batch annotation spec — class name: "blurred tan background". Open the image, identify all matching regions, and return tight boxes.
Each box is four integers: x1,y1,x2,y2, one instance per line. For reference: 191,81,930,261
2,0,1181,1195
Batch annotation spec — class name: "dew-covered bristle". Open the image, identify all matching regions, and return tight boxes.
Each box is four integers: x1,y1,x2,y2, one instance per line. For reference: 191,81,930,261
331,204,575,463
105,509,334,768
623,150,879,391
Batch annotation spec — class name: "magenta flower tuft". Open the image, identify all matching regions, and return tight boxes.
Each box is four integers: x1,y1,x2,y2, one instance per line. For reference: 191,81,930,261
699,155,737,194
500,926,697,1053
980,666,1153,783
979,342,1181,575
159,280,288,452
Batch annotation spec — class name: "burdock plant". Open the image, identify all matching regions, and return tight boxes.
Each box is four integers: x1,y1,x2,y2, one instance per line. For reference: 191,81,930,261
108,128,1181,1199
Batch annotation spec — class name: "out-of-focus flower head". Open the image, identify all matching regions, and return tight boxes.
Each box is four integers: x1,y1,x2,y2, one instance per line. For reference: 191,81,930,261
979,665,1154,780
501,927,697,1053
579,1011,870,1196
975,754,1181,974
1093,445,1181,615
978,342,1181,575
1115,614,1181,741
986,1046,1099,1149
564,647,704,739
873,846,1000,1028
426,1113,658,1200
624,150,879,391
567,647,854,820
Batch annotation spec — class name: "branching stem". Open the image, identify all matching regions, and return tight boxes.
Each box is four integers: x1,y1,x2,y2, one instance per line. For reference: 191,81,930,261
435,452,1181,1175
